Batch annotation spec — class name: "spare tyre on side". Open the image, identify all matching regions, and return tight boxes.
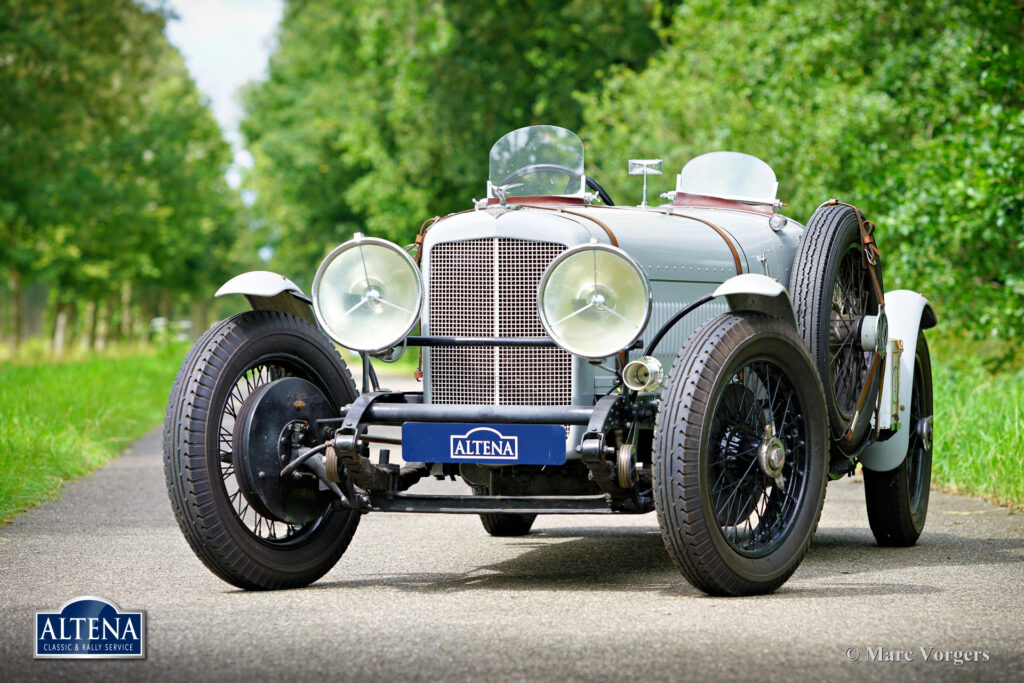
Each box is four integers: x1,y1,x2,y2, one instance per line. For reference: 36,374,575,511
789,203,884,459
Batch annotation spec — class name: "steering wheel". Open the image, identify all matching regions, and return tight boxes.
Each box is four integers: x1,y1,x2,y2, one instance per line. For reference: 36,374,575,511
499,163,582,195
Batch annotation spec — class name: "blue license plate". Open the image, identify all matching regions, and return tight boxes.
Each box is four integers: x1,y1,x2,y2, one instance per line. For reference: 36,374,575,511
401,423,567,465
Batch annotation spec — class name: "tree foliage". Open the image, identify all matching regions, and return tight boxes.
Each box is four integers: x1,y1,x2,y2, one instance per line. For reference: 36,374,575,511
245,0,1022,340
581,0,1024,339
241,0,673,280
0,0,242,349
5,0,1018,351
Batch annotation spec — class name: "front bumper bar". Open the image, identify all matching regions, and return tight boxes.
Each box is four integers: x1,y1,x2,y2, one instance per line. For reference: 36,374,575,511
366,493,616,514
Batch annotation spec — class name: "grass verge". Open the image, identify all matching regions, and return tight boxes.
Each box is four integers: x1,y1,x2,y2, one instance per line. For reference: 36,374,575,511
0,333,1019,525
0,345,186,525
932,347,1024,507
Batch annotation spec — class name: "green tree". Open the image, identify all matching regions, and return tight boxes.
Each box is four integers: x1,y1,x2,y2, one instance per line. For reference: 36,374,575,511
0,0,243,350
241,0,675,283
581,0,1024,340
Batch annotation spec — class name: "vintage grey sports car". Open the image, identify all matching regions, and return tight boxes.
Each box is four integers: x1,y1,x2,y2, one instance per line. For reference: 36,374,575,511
164,125,935,596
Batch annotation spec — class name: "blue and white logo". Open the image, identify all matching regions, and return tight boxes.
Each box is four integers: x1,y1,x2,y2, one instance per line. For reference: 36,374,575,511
450,426,519,461
35,596,146,659
402,422,566,465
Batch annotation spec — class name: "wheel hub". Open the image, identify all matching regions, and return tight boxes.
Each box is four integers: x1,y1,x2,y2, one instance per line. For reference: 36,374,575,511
233,377,337,525
915,415,933,451
758,424,787,491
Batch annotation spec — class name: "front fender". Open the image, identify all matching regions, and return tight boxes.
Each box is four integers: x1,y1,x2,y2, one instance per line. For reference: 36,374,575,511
860,290,936,472
713,273,797,328
215,271,315,324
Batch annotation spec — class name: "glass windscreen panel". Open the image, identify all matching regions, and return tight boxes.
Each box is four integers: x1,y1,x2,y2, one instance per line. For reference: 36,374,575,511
676,151,778,204
488,125,585,198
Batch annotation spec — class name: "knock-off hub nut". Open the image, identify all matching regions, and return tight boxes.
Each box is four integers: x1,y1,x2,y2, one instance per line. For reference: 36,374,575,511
758,425,787,491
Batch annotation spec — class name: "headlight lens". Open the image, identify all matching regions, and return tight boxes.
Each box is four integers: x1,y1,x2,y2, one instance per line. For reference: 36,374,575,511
312,234,422,352
537,243,652,359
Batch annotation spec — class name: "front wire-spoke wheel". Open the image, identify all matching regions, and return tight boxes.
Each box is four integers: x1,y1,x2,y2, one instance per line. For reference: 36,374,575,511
654,313,828,596
163,311,360,590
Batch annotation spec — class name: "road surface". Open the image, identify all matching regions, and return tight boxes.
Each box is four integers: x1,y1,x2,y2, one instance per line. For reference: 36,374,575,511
1,378,1022,681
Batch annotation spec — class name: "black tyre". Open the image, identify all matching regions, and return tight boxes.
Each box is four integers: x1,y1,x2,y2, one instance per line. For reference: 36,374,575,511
864,333,933,546
163,311,360,590
654,313,828,596
472,486,536,536
790,204,884,452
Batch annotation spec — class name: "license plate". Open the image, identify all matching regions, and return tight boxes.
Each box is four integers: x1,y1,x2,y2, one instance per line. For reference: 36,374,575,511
401,423,567,465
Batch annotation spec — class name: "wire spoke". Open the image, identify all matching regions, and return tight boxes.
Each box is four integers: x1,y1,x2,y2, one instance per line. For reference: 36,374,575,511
707,358,808,556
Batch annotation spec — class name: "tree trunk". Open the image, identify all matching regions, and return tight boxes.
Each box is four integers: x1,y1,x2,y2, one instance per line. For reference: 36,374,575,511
139,290,153,327
86,300,98,350
52,302,69,357
190,299,209,339
161,290,173,321
67,300,78,352
120,281,133,343
10,271,22,351
97,298,112,351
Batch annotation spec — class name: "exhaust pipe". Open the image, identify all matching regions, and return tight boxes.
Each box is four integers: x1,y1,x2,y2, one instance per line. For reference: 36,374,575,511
621,356,664,393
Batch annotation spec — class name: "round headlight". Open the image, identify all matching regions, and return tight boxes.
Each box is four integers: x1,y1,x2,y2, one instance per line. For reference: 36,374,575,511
537,243,652,359
312,234,422,352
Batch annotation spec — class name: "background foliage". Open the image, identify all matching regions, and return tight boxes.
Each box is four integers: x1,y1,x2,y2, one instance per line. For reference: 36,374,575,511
5,0,1020,348
241,0,674,280
0,0,244,354
582,0,1024,344
244,0,1023,345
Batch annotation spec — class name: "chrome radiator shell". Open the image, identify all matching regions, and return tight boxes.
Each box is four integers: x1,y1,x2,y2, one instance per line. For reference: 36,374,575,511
423,237,573,407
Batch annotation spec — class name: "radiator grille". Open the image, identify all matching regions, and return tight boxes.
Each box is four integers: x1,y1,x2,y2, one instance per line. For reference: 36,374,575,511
427,238,572,406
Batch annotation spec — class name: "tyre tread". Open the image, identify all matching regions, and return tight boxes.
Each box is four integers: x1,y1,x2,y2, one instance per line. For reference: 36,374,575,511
789,204,882,449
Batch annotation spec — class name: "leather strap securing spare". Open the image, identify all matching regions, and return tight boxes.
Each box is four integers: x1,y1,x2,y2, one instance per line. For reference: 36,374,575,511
826,198,884,305
826,198,886,442
844,349,882,442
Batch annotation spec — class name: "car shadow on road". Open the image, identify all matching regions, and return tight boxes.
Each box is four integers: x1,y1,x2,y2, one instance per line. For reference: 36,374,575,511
800,527,1024,578
305,523,1022,598
310,527,681,594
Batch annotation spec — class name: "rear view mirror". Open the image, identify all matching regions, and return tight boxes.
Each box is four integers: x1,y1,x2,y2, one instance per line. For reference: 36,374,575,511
628,159,663,175
628,159,663,206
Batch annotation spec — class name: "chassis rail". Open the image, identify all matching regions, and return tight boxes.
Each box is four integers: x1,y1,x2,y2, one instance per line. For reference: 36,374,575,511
366,493,618,514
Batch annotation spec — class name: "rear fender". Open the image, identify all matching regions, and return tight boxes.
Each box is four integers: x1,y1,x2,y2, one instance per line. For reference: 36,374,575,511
713,274,797,328
215,271,316,324
860,290,936,472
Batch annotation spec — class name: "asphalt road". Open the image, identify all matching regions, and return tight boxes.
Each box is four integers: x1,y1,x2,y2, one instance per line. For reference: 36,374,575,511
2,377,1022,681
